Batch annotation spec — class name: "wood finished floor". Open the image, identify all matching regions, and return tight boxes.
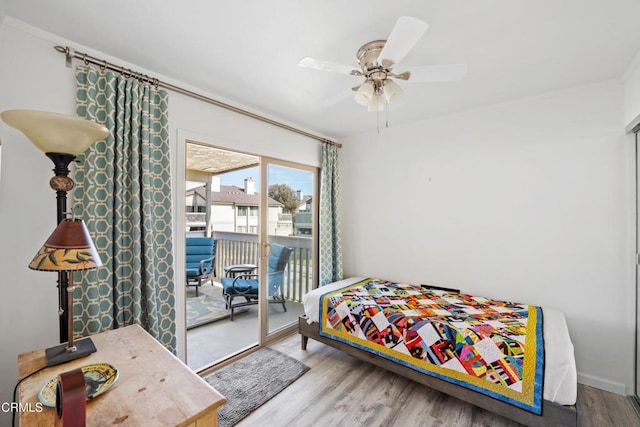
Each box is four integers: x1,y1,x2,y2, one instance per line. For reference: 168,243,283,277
235,333,640,427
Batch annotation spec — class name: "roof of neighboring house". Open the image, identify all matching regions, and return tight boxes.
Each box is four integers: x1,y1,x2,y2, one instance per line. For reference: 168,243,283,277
299,196,312,208
187,185,282,207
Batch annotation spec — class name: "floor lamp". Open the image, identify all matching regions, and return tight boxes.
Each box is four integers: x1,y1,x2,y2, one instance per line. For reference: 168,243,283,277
0,109,109,343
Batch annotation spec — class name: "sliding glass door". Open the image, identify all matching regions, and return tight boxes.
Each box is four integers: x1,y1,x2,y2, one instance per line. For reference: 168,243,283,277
260,159,317,338
184,143,317,370
185,143,262,369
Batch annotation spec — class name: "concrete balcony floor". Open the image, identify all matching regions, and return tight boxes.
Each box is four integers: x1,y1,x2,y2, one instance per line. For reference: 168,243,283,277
186,280,304,371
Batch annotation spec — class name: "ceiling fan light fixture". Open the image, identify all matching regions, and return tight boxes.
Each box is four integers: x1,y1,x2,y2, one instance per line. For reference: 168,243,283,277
383,79,403,104
298,15,467,122
354,81,375,106
367,95,385,112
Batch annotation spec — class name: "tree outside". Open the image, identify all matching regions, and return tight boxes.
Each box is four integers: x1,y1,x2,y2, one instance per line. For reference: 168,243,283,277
268,183,299,214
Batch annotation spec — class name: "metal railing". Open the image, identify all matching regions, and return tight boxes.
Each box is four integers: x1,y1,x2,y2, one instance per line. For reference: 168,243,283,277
209,231,314,303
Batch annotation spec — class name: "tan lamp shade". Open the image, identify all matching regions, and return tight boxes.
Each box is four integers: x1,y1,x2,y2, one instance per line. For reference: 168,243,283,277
0,110,109,155
29,219,103,272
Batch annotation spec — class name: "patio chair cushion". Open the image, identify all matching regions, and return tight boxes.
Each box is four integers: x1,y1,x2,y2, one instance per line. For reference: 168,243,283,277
186,237,215,277
267,243,291,293
221,278,259,295
221,243,292,297
221,243,292,322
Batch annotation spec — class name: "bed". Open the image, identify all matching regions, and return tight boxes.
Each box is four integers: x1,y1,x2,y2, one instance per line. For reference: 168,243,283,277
298,277,578,427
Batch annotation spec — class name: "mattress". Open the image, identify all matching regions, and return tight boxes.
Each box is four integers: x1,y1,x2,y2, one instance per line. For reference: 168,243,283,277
303,277,577,405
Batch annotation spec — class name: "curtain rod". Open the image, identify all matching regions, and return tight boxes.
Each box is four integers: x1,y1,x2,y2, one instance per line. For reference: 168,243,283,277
54,46,342,148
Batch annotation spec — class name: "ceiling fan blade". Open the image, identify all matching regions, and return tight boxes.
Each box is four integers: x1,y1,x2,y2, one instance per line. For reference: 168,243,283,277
404,64,468,82
391,71,411,80
298,57,360,76
378,16,429,68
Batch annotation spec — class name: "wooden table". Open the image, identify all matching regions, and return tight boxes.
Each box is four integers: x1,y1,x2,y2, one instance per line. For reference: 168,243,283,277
18,324,226,426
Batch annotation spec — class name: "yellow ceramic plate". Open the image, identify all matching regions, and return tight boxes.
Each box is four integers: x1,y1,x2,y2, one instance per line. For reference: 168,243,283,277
38,363,119,407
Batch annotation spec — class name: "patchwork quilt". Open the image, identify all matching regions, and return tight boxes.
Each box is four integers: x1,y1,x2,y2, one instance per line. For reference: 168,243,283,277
319,279,544,414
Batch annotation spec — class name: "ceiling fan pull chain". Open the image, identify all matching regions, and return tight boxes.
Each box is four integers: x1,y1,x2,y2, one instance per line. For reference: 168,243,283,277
385,98,389,128
376,98,381,134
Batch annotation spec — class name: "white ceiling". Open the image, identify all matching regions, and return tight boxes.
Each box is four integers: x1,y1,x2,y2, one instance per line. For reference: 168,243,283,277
3,0,640,140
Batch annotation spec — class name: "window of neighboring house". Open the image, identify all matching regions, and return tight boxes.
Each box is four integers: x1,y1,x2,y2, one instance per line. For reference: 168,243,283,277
249,207,258,216
237,225,247,233
237,206,247,216
249,226,258,234
197,206,207,213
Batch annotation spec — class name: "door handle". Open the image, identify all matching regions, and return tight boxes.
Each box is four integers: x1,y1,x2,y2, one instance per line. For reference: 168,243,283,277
261,242,272,259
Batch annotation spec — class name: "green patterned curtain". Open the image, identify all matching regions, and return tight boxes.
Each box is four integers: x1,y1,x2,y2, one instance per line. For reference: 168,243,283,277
72,65,176,352
319,143,343,285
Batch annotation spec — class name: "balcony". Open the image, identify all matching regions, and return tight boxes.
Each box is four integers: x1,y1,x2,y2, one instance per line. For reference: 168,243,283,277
294,211,312,236
211,231,313,303
186,231,313,370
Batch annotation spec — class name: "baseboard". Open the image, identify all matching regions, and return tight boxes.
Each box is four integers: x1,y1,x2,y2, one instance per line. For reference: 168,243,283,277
577,372,628,395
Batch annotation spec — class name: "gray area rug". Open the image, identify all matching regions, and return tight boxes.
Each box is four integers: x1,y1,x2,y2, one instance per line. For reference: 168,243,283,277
204,347,310,427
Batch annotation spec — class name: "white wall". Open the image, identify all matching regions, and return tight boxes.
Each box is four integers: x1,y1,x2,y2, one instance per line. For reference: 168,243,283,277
340,81,635,394
0,18,321,424
624,54,640,129
0,19,78,423
211,205,235,232
623,57,640,398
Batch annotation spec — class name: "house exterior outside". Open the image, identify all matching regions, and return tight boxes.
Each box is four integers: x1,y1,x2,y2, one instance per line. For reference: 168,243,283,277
294,191,312,236
186,177,291,236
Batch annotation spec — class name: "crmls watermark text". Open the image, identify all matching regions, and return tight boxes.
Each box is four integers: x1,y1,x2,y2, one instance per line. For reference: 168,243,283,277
1,402,44,413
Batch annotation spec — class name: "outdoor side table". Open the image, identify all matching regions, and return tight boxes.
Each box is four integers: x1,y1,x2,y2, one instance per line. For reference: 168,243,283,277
224,263,258,278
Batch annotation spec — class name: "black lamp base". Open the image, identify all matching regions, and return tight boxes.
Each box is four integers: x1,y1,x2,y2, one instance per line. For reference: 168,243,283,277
45,337,97,367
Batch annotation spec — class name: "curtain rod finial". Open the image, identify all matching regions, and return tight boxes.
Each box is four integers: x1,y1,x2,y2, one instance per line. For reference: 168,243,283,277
65,47,75,68
55,46,75,68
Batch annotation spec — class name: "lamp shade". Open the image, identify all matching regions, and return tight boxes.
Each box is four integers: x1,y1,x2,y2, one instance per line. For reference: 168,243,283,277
354,81,375,106
383,79,404,104
29,219,102,272
0,110,109,155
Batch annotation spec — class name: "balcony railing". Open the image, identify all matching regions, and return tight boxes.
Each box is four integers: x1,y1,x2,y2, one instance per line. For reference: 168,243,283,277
294,211,312,225
209,231,314,303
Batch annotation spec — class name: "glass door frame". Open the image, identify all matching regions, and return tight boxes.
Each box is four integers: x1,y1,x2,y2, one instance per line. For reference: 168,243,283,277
629,125,640,410
180,134,319,370
258,156,319,345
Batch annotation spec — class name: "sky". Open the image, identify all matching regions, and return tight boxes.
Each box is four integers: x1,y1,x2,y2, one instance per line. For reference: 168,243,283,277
220,165,314,197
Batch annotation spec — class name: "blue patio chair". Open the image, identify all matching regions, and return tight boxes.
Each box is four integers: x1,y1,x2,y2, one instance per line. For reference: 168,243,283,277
221,243,292,320
186,237,216,296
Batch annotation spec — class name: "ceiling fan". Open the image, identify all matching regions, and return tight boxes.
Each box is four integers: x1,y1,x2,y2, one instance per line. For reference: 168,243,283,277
298,16,467,112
